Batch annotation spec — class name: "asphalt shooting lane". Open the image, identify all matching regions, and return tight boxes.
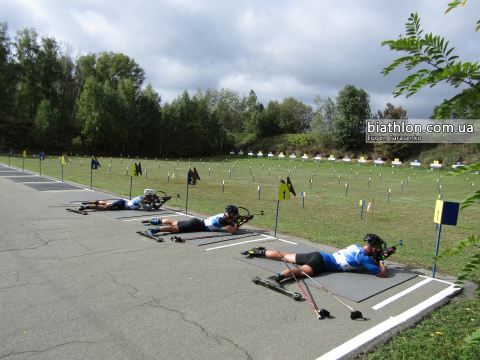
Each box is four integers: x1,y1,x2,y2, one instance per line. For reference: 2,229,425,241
0,173,463,359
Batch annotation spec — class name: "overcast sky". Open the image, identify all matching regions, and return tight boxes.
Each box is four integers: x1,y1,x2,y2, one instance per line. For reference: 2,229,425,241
2,0,480,119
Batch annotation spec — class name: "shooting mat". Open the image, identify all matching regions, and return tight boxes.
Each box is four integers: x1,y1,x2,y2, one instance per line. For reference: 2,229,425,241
235,244,417,302
4,176,56,183
49,190,121,203
181,229,260,245
0,166,19,171
22,182,84,191
101,207,173,219
0,171,34,176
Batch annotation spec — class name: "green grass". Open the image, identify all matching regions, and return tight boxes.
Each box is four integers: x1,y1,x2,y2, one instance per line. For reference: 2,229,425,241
2,153,479,357
360,298,480,359
2,153,479,276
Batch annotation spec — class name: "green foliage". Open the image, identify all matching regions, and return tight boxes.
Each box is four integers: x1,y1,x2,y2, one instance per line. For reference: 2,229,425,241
373,103,410,160
288,133,316,147
381,11,480,119
255,100,282,137
435,234,480,288
34,99,59,150
278,97,313,134
442,160,480,347
330,85,370,150
0,22,17,122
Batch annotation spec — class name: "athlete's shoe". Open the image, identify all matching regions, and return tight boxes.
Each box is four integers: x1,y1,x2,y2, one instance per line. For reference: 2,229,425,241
77,206,86,211
265,275,281,285
150,218,162,225
242,247,266,257
147,227,161,235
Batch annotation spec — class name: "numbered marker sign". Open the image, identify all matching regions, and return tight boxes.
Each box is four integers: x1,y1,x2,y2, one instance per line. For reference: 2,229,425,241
278,182,290,201
434,200,459,226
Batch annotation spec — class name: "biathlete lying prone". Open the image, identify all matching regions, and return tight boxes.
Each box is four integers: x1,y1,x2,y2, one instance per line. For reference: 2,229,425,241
145,205,247,236
77,189,160,211
242,234,387,285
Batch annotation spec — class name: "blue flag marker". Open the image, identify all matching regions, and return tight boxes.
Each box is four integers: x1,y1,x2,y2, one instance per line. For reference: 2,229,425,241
433,200,459,277
359,200,365,219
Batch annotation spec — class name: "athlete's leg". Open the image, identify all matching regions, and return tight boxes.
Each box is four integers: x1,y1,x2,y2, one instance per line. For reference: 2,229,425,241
264,250,296,263
159,219,178,226
280,264,314,279
158,225,180,233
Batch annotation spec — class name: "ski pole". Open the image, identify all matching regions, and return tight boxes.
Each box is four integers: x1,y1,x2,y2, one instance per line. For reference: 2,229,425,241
169,234,233,241
282,255,366,321
278,252,326,320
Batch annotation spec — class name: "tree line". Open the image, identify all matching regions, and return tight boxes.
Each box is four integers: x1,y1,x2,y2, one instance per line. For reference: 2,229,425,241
1,21,412,157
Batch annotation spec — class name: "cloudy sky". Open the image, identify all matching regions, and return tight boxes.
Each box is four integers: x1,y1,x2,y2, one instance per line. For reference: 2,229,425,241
2,0,480,118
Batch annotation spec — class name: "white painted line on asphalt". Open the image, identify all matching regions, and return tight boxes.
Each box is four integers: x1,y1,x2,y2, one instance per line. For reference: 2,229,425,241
122,211,194,222
419,275,457,285
372,278,434,310
260,234,297,244
205,237,276,250
316,284,458,360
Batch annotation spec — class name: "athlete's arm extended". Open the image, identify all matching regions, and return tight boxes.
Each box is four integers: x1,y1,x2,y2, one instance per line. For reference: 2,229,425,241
219,217,244,234
137,197,154,211
375,261,387,278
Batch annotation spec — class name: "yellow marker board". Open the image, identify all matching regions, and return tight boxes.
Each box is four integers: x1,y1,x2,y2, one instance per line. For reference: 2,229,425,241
278,183,290,200
434,200,459,225
23,151,27,158
61,156,67,165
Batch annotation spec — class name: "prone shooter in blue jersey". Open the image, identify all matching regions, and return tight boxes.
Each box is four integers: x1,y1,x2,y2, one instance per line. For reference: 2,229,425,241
242,234,387,285
77,189,159,211
145,205,247,236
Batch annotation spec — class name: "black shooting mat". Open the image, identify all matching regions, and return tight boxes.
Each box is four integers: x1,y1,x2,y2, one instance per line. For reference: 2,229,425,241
180,229,260,245
50,190,121,203
4,176,56,183
235,244,417,303
0,166,20,171
0,171,34,176
22,182,83,191
101,207,173,219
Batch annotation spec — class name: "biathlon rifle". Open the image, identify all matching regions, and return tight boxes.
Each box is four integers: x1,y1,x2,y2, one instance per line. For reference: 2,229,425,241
152,191,180,208
373,239,403,263
235,207,264,224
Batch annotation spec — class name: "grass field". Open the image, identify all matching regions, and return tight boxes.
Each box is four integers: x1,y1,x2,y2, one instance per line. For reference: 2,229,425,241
3,153,478,277
1,153,479,357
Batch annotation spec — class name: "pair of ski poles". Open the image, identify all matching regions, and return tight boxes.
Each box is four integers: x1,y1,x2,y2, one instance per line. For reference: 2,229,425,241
278,251,366,321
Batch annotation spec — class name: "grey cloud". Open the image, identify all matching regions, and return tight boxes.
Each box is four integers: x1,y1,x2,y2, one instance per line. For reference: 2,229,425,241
1,0,479,119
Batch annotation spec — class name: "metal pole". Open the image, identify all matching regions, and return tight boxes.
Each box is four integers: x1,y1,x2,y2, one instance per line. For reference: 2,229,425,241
432,224,442,277
274,199,280,237
129,177,133,200
186,184,189,214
